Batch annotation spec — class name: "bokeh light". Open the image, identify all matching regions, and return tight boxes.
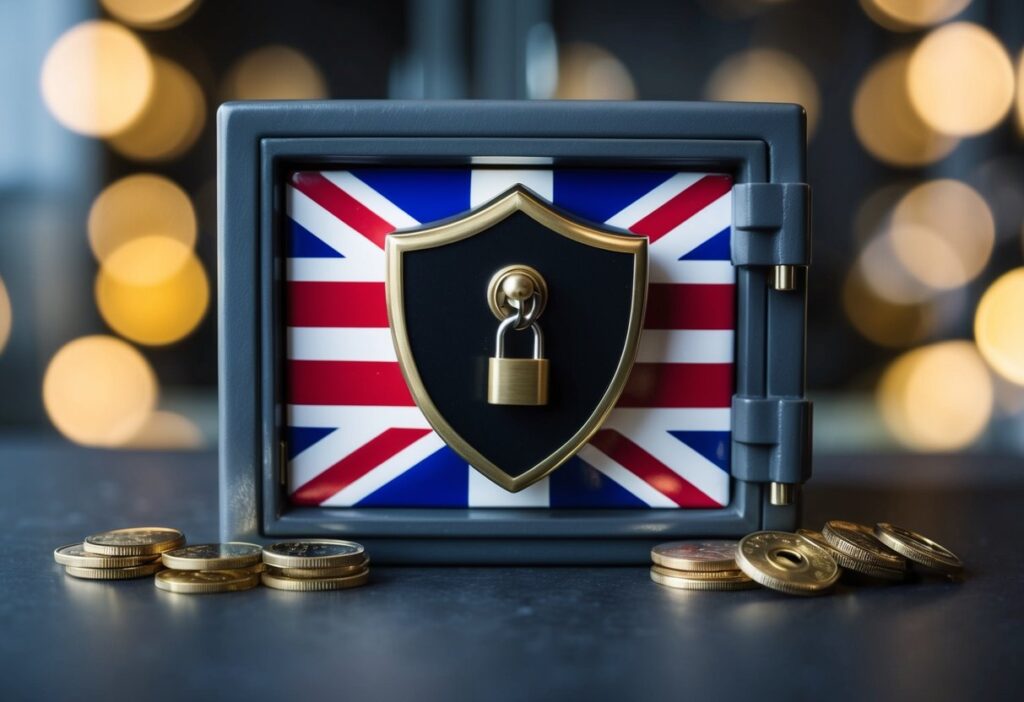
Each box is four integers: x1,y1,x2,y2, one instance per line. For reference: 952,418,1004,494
704,49,820,137
127,410,203,448
223,45,328,100
43,335,157,447
555,43,636,100
1016,49,1024,133
889,179,994,290
88,174,197,284
108,57,206,162
860,0,971,30
0,276,11,354
857,232,934,304
877,341,993,451
100,0,200,30
852,50,958,167
908,22,1014,137
843,268,936,347
96,240,209,346
40,20,154,137
975,268,1024,386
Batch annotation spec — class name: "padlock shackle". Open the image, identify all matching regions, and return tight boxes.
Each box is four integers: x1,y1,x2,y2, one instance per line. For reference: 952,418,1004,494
494,316,544,359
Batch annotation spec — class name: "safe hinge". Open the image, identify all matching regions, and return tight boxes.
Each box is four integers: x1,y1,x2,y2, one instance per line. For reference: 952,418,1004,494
731,183,811,279
730,396,813,494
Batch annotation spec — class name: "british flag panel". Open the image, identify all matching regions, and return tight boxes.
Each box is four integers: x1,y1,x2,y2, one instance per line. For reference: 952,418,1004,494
284,168,734,509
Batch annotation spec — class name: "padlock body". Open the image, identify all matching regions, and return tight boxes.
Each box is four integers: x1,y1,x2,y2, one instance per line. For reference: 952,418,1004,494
487,358,549,405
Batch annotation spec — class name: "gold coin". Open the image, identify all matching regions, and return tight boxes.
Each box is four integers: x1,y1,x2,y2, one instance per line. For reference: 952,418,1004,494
737,531,840,596
261,568,370,592
649,566,758,591
823,521,905,570
267,558,370,579
83,527,185,556
161,542,263,570
797,529,905,581
154,569,260,594
54,542,159,568
650,564,747,581
650,540,738,572
874,523,963,575
64,561,164,580
262,540,365,569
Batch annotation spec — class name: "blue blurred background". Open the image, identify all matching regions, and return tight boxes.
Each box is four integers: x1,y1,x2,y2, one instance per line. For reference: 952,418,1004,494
1,0,1023,457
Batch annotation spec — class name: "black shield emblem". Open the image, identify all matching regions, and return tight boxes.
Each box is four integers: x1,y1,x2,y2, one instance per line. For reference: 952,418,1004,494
385,188,647,492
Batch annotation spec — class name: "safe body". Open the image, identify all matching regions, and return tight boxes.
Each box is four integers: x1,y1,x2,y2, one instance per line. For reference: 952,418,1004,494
218,100,812,563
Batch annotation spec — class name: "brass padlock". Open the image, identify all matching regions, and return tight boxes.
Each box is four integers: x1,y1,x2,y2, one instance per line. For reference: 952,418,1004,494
487,316,549,406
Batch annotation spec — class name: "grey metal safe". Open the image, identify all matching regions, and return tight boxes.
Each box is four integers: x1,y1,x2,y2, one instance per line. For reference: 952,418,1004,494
218,101,811,563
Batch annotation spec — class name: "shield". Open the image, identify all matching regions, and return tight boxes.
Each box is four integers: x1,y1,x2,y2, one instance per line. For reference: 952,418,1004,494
385,187,647,492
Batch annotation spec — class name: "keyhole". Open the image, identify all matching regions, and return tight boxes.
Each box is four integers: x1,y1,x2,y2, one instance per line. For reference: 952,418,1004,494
776,549,804,568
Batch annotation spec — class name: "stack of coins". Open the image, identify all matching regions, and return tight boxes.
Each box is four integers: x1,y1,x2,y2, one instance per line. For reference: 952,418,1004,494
649,540,757,591
651,521,962,597
156,543,264,594
54,527,184,580
261,539,369,591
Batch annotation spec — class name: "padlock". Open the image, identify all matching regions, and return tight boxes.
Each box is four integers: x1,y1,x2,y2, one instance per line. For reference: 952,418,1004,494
487,316,549,406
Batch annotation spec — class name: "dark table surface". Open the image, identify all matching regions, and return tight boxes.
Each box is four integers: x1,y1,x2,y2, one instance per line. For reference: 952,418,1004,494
0,439,1021,701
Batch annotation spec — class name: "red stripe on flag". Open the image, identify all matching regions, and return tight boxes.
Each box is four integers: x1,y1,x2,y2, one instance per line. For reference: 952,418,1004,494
619,363,733,408
645,284,735,330
288,282,389,328
291,427,432,505
629,175,732,244
589,429,721,507
289,361,415,406
291,172,394,249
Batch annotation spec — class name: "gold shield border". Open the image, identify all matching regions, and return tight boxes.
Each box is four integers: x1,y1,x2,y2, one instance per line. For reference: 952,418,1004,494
385,187,648,493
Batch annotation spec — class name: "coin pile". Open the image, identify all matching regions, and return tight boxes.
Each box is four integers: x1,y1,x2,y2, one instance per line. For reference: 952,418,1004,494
261,539,370,591
651,520,962,597
649,540,757,591
54,527,184,580
156,542,264,594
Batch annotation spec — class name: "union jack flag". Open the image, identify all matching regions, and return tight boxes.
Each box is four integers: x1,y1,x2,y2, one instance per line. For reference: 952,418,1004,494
284,167,734,508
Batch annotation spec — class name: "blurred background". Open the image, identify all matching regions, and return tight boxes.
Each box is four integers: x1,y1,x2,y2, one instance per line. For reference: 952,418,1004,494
1,0,1023,459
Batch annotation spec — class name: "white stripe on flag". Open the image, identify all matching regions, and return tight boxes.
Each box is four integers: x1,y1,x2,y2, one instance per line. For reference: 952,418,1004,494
286,185,385,263
288,328,397,362
648,260,734,285
468,468,550,507
287,405,432,430
636,330,734,364
320,432,448,507
288,422,386,490
603,408,731,434
604,173,704,230
470,169,554,208
648,191,731,259
576,445,677,508
286,258,386,283
320,171,421,230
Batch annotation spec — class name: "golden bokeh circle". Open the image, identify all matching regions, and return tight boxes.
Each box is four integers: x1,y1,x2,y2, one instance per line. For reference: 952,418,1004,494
108,57,206,162
42,335,157,447
852,50,958,167
96,242,209,346
88,174,197,283
843,268,935,348
555,43,637,100
860,0,971,30
40,20,155,137
0,276,11,354
889,179,994,290
223,45,328,100
908,22,1014,137
127,410,203,448
100,0,200,30
705,49,820,137
877,341,992,451
975,268,1024,386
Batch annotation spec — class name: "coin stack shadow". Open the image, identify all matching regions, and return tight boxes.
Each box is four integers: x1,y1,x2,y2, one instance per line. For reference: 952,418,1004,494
649,540,758,591
156,542,265,594
261,540,370,592
54,527,184,581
